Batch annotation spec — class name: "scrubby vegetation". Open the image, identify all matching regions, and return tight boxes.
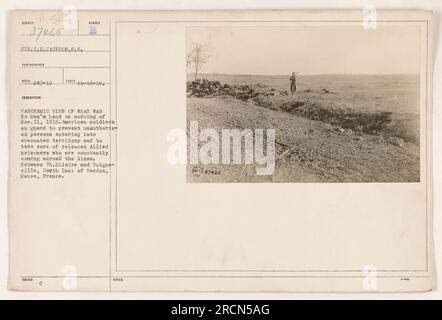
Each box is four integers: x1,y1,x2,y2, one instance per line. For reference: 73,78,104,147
187,79,419,145
253,98,419,144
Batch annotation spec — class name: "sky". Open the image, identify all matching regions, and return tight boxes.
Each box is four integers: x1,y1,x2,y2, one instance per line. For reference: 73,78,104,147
186,26,421,75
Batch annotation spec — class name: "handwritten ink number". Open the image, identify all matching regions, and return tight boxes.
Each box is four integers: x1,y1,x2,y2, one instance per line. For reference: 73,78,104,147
31,26,63,41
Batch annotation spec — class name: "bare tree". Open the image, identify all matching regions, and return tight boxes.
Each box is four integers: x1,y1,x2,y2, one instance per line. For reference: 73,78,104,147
187,42,210,80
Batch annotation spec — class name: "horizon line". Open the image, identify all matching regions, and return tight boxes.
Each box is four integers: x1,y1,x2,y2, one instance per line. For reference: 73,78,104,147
188,72,420,77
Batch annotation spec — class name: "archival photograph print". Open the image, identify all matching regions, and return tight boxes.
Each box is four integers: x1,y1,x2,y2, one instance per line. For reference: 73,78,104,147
186,26,421,183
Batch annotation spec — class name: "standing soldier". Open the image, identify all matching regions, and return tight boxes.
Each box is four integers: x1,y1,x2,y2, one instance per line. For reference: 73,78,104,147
290,71,300,94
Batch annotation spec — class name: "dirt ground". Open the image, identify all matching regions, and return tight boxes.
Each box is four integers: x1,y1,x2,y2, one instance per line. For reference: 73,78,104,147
186,96,420,183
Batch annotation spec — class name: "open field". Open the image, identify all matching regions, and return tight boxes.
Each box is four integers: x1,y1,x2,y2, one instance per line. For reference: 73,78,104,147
191,73,420,113
186,74,420,183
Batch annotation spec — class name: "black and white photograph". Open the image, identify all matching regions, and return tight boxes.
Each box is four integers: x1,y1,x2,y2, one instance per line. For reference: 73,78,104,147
1,5,438,299
186,26,422,183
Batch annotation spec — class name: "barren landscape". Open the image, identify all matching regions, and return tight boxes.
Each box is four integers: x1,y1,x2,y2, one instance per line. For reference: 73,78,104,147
186,74,420,183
